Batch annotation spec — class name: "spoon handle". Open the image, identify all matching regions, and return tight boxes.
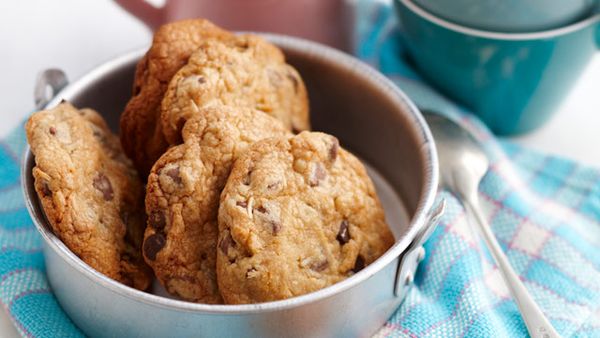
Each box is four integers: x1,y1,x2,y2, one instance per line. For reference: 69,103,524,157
463,194,561,338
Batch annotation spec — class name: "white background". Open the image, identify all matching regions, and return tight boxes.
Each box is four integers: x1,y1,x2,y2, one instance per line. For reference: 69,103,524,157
0,0,598,336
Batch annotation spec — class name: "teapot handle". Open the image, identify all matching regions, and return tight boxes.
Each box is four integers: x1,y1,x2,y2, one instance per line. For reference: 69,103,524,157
113,0,164,30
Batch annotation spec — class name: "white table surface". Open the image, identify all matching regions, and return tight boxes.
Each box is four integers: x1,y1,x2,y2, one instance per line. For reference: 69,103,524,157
1,1,598,336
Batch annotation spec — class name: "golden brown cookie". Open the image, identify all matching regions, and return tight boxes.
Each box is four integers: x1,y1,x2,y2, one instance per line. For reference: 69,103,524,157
217,131,394,304
160,34,310,145
120,19,234,177
26,102,152,290
143,106,289,303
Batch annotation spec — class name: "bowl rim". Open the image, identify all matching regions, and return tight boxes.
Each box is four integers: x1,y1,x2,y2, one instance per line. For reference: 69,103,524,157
397,0,600,41
22,33,439,314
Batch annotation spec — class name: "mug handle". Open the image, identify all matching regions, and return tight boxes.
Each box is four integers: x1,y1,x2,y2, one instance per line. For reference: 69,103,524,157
113,0,164,30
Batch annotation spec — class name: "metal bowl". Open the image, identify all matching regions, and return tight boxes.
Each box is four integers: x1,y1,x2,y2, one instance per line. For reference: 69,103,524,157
22,34,441,338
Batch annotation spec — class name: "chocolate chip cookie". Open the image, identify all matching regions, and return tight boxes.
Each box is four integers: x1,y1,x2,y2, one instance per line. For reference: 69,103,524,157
160,34,310,146
26,102,151,290
217,131,394,304
120,19,235,177
144,106,289,303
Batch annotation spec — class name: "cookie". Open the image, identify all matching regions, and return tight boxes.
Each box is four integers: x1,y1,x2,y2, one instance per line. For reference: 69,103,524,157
144,106,289,303
26,102,152,290
160,34,310,146
217,131,394,304
120,19,235,177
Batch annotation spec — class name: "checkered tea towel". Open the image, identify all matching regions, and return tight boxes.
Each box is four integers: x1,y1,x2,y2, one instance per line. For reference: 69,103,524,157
0,2,599,337
357,2,600,337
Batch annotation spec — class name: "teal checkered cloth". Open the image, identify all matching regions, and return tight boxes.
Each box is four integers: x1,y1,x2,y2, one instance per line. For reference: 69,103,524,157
1,2,600,337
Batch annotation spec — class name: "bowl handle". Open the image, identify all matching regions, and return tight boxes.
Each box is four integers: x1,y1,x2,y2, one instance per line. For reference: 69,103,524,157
34,69,69,110
394,198,445,297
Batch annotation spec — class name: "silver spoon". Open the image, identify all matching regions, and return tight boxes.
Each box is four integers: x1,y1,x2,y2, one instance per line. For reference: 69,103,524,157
423,111,561,338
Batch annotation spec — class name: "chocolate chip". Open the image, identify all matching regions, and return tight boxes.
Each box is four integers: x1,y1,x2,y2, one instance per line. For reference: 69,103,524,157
41,182,52,197
336,220,350,245
219,233,235,255
329,138,339,162
49,127,56,135
311,259,329,272
270,221,282,235
267,181,281,190
148,210,166,231
352,255,365,273
93,173,114,201
200,252,208,260
197,76,206,84
292,125,301,134
165,167,182,184
236,201,248,208
143,233,166,261
243,169,253,185
256,206,268,214
308,163,327,187
287,72,299,92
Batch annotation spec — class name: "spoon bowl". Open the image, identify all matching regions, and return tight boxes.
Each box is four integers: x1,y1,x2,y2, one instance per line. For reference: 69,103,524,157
423,111,561,338
422,113,488,199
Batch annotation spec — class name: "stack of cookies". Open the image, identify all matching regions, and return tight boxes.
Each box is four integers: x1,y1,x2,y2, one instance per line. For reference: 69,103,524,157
25,19,394,305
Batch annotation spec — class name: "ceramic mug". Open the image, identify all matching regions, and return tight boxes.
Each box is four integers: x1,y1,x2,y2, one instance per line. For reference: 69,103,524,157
114,0,353,50
394,0,600,135
412,0,598,32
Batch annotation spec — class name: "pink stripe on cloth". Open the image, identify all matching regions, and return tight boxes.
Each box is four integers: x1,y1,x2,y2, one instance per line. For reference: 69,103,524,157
1,268,41,284
8,288,51,308
382,322,419,338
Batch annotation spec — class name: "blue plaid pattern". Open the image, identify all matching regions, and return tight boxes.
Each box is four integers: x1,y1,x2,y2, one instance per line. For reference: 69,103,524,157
0,2,599,337
358,3,600,337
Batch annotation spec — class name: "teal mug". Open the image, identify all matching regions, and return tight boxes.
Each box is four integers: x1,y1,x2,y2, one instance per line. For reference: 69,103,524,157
395,0,600,135
413,0,597,32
